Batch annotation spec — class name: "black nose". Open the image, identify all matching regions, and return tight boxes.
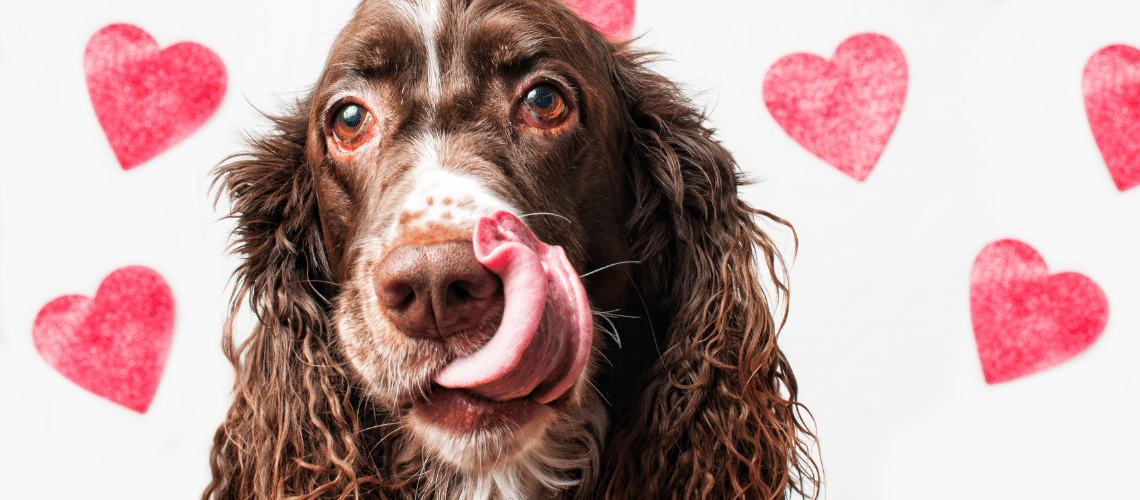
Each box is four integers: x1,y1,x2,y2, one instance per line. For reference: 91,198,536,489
373,240,501,338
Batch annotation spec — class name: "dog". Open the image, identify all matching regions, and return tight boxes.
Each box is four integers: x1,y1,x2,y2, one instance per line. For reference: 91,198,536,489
205,0,819,498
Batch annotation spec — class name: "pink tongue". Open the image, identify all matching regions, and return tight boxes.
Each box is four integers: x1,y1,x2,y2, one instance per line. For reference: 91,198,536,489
432,211,592,404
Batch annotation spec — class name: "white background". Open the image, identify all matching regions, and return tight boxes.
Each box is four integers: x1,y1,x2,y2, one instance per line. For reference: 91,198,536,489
1,0,1138,498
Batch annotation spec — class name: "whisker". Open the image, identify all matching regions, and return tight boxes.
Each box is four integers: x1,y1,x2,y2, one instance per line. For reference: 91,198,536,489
579,260,641,278
594,309,640,320
285,279,341,289
518,212,573,224
379,423,405,444
584,378,611,407
631,283,660,356
592,310,622,348
358,421,400,434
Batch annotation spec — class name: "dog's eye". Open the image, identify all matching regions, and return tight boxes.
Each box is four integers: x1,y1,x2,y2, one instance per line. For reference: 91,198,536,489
518,84,569,129
330,102,374,149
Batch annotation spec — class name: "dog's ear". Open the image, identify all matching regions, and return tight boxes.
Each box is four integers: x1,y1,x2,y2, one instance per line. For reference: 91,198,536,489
204,97,377,500
601,48,821,499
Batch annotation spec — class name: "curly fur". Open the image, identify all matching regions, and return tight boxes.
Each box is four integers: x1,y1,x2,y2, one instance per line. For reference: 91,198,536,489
204,1,820,498
600,53,819,500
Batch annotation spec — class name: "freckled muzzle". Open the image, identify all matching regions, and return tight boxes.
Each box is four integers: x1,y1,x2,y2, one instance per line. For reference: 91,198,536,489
433,211,593,404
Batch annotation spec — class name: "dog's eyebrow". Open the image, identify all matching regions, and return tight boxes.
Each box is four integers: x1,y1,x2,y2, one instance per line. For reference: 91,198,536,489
328,11,422,80
466,26,546,76
353,34,415,77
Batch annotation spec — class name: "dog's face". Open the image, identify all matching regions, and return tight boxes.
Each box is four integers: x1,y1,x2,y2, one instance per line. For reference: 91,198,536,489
209,1,821,496
305,0,630,471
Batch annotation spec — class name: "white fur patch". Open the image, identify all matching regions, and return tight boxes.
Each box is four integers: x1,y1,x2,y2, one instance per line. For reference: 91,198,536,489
396,0,443,105
391,133,520,238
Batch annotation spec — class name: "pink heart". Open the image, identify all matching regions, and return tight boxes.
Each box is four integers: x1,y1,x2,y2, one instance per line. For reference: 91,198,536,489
969,240,1108,385
566,0,635,40
1083,44,1140,191
33,266,176,413
85,23,227,170
763,33,908,182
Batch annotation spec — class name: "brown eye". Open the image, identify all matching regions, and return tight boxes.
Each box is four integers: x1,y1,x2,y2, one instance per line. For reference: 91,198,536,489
518,83,568,128
330,102,374,149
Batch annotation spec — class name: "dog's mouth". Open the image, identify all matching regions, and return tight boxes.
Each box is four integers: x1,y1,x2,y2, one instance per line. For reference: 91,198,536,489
413,386,541,433
412,211,592,430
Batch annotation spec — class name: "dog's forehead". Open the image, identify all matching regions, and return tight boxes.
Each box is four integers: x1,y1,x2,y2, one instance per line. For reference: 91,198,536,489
336,0,588,86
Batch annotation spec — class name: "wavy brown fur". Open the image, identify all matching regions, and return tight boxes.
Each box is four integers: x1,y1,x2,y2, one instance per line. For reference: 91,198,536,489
205,1,819,498
205,103,387,499
601,48,820,500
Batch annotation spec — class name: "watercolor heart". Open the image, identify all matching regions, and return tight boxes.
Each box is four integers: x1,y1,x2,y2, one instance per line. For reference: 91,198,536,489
33,266,176,413
763,33,908,181
1083,44,1140,191
969,240,1108,385
85,23,227,170
566,0,635,39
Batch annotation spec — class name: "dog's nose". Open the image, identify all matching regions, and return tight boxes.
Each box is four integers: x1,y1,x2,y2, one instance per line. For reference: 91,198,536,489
374,240,501,338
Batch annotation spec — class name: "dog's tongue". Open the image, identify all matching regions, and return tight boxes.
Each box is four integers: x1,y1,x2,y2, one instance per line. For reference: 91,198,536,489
433,211,592,404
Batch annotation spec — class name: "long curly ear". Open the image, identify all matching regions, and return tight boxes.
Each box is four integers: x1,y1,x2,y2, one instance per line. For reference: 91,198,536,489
601,49,821,500
203,97,379,500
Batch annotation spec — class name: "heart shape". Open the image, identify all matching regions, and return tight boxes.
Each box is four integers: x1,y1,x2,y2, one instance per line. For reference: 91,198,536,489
969,240,1108,385
1083,44,1140,191
85,23,227,170
763,33,908,181
33,266,176,413
566,0,635,39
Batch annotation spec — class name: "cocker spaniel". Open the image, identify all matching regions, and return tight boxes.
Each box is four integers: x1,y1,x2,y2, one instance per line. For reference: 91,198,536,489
205,0,819,498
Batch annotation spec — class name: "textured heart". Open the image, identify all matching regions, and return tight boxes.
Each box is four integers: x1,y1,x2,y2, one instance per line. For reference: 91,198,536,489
1083,44,1140,191
33,266,176,412
969,240,1108,385
85,23,227,170
763,33,908,181
565,0,635,39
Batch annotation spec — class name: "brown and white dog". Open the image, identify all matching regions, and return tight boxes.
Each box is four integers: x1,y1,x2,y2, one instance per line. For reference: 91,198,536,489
205,0,819,498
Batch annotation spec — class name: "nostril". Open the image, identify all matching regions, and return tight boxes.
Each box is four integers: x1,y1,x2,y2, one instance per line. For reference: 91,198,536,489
378,282,415,309
445,277,500,310
449,283,472,300
451,275,498,301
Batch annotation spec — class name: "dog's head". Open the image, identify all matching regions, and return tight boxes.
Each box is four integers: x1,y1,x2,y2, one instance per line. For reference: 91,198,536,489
309,0,634,476
208,0,819,498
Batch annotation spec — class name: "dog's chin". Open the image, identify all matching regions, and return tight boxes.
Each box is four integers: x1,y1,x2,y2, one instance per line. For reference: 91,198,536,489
405,387,557,470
